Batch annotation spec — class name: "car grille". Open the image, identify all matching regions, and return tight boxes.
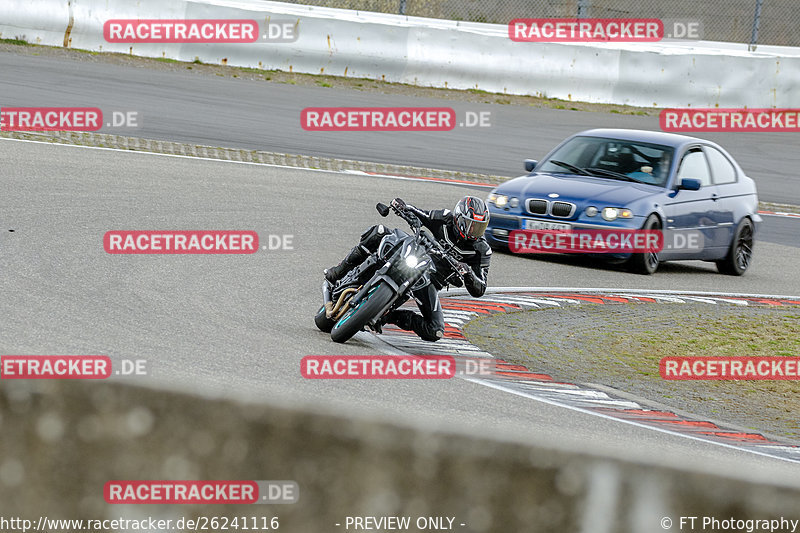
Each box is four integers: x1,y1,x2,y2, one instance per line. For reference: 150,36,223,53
551,201,575,218
527,199,548,215
526,199,576,218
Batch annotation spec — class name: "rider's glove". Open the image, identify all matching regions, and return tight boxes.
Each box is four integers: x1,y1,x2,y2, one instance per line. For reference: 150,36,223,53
391,197,407,211
455,261,471,278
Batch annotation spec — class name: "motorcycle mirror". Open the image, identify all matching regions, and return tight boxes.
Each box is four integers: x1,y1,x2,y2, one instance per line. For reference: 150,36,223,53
376,203,390,217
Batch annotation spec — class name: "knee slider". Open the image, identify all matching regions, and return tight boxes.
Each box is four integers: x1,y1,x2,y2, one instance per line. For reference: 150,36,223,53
420,328,444,342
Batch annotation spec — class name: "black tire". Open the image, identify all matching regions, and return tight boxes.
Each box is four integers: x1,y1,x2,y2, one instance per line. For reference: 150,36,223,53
314,305,335,333
716,218,754,276
628,214,661,275
330,282,395,343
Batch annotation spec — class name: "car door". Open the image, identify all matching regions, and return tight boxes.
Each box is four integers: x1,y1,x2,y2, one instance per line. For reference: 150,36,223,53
662,146,723,259
702,145,740,255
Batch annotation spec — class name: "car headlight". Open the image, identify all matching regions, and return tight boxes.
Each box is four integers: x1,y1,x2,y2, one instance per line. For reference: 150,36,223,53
488,193,509,207
509,197,519,208
405,255,419,268
601,207,634,221
585,206,598,217
602,207,618,220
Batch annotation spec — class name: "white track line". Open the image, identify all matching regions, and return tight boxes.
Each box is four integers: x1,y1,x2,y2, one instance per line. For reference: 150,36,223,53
363,287,800,465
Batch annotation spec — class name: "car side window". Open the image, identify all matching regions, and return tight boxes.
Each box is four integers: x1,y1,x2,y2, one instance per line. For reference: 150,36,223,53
705,147,737,185
677,149,712,187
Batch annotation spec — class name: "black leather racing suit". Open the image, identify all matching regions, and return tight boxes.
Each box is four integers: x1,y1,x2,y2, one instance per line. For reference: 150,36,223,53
356,204,491,341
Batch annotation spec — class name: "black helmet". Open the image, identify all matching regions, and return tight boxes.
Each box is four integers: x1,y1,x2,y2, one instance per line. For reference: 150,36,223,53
453,196,490,241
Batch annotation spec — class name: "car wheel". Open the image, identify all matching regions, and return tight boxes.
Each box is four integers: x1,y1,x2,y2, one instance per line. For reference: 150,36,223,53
628,214,661,275
716,217,754,276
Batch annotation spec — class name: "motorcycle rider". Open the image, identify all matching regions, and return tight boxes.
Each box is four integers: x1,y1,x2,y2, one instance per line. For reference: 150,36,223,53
324,196,492,342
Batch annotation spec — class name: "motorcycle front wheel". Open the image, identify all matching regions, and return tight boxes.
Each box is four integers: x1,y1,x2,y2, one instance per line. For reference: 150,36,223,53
330,282,395,343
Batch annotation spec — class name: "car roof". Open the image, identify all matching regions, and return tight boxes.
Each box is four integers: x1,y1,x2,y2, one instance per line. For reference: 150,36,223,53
575,128,710,149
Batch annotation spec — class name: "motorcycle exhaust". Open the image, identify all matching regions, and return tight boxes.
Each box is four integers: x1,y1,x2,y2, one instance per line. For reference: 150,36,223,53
327,287,359,320
322,280,334,317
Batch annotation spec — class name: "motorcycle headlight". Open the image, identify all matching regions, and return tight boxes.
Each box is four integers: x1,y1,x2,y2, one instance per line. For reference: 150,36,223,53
405,255,419,268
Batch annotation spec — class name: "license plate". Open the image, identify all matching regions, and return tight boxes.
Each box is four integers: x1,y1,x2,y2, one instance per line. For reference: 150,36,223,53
522,219,572,231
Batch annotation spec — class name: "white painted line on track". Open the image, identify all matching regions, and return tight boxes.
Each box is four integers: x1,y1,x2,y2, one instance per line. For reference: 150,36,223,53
467,376,800,464
360,287,800,465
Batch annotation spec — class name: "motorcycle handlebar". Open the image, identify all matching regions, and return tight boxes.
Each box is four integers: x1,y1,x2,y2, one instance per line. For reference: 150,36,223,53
407,214,463,279
386,200,464,281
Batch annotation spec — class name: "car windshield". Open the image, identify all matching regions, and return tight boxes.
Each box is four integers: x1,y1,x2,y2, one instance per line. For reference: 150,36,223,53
538,136,674,186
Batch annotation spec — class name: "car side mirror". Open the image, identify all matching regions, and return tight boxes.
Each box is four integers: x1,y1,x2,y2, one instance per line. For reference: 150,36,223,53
679,178,702,191
524,159,538,172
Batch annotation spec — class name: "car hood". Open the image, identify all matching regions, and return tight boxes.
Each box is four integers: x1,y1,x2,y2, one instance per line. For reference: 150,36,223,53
503,173,662,206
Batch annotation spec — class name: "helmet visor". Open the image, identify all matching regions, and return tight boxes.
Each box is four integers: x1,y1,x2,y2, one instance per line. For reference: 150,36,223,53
457,216,489,240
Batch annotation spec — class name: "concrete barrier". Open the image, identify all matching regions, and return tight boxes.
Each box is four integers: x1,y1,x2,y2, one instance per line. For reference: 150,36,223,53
1,0,799,108
2,380,800,532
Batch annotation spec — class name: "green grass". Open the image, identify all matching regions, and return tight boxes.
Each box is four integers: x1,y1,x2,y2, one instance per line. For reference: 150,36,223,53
464,305,800,437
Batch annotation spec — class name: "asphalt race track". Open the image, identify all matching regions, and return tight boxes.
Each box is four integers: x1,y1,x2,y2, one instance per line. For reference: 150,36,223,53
2,138,800,484
2,50,800,205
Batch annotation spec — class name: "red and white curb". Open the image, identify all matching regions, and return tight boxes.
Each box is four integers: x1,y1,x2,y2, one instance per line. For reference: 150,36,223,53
758,210,800,219
365,288,800,463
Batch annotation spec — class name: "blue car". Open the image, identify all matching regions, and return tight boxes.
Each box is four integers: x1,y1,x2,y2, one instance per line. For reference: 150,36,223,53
486,129,761,275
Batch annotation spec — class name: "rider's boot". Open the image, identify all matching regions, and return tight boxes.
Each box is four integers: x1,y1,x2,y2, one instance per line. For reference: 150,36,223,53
324,246,369,284
384,310,444,342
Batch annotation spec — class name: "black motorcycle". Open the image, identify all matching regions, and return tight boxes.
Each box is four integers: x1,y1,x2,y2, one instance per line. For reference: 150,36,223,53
315,201,465,343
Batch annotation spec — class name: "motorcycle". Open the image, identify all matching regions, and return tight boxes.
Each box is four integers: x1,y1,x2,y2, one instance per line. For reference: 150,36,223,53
315,201,465,343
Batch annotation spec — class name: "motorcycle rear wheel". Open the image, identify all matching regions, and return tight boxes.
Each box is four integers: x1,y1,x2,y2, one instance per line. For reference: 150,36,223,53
314,305,335,333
